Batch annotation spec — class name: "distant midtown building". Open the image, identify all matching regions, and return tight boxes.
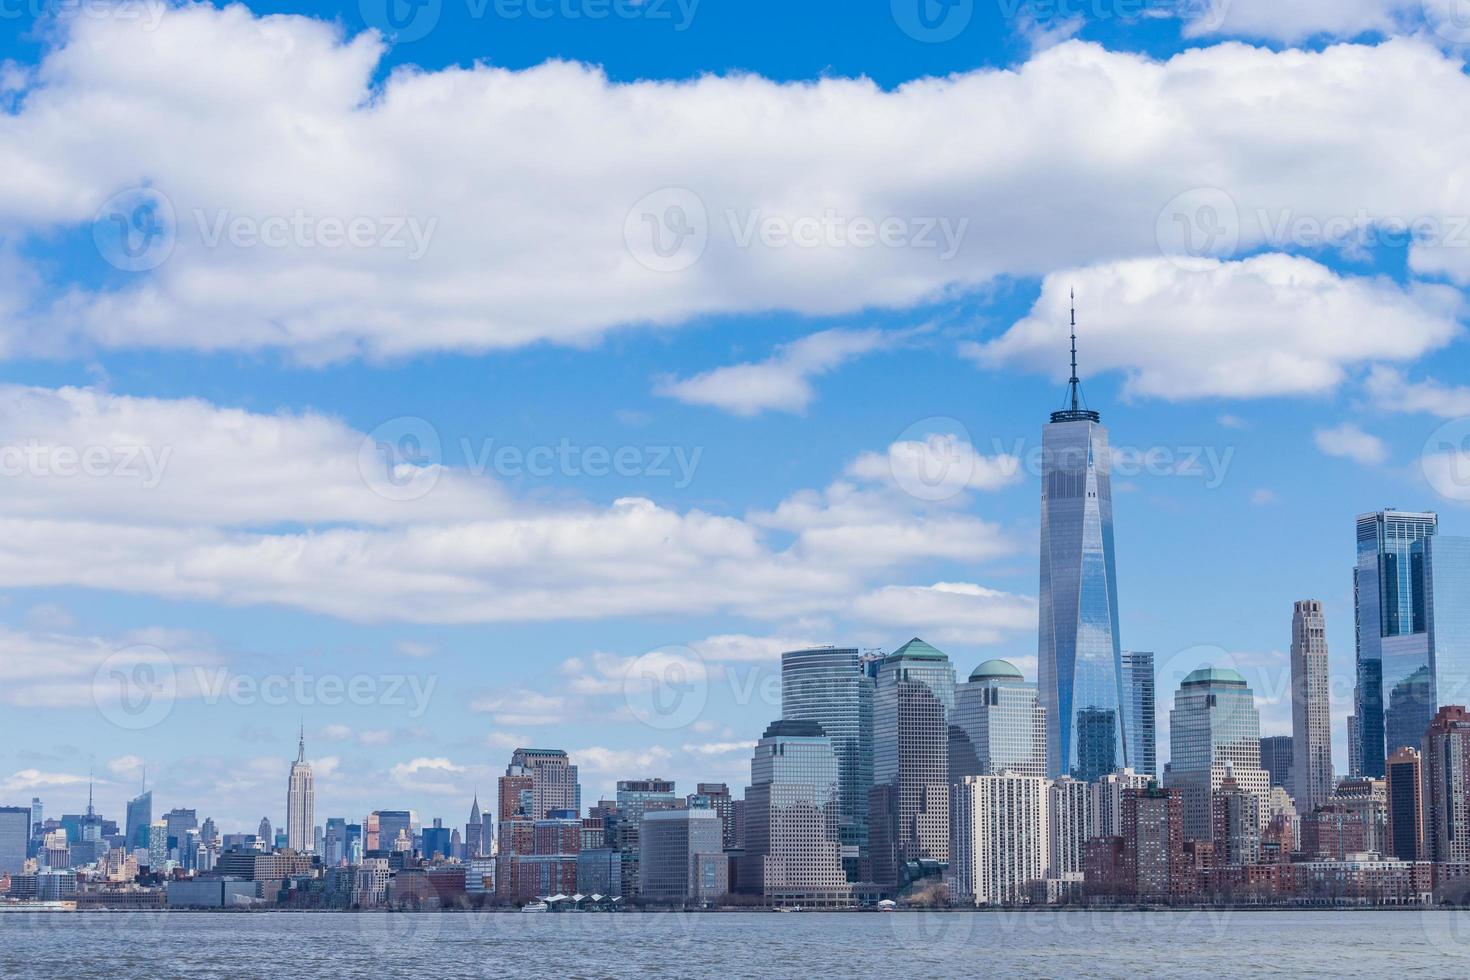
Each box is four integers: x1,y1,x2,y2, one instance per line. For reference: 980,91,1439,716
0,806,29,874
125,785,152,851
1121,652,1157,778
1385,746,1425,861
1163,667,1270,840
257,816,273,848
738,720,849,906
1259,735,1294,793
780,646,874,879
949,659,1046,781
465,792,492,858
1291,600,1334,815
1038,298,1126,782
867,638,955,888
286,726,315,854
1423,705,1470,864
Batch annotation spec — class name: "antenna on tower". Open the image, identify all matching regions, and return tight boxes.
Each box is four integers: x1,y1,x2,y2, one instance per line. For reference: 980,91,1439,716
1069,287,1079,412
1050,287,1101,425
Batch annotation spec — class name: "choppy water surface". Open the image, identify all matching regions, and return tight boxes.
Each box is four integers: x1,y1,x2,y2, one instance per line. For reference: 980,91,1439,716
5,909,1470,977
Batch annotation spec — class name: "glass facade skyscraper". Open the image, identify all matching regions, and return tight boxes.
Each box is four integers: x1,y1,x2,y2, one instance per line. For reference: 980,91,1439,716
1122,651,1156,778
949,659,1045,780
1163,667,1270,840
1354,511,1470,776
1039,307,1125,781
780,646,873,879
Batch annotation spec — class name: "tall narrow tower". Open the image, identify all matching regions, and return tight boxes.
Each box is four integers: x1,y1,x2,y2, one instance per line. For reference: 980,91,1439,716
286,724,315,853
1038,293,1125,781
1291,600,1333,814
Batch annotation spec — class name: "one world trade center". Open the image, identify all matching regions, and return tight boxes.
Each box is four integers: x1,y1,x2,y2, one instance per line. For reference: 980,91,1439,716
1038,295,1125,781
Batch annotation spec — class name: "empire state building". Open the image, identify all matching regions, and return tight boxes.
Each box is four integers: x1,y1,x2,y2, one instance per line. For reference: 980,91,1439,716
286,725,315,853
1038,294,1125,782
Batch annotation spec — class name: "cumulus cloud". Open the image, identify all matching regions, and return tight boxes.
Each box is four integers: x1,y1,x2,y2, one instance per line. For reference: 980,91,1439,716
468,690,569,726
656,328,895,416
973,257,1460,400
1314,423,1390,465
1180,0,1426,43
0,12,1466,364
851,582,1038,646
1365,365,1470,418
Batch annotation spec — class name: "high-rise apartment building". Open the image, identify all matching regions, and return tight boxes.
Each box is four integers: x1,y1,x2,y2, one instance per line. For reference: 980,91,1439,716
1039,301,1125,781
780,646,874,876
1164,667,1270,839
1291,600,1334,815
1121,651,1156,777
738,720,849,905
952,773,1050,906
1423,705,1470,863
868,638,954,885
1049,776,1092,880
949,659,1046,781
286,726,315,853
507,748,580,820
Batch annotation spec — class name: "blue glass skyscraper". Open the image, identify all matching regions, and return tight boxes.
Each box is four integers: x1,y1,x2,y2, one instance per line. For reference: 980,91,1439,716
1038,297,1124,781
1354,509,1437,776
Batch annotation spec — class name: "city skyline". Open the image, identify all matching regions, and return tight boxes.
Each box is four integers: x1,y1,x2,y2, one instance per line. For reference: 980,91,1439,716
5,0,1470,844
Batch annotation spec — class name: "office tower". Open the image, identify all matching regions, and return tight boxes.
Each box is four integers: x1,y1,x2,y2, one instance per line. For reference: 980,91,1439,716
1354,509,1438,775
0,806,29,874
125,786,152,851
258,817,273,847
952,773,1049,906
374,811,413,854
1385,746,1425,860
694,783,735,851
345,823,363,864
614,778,678,897
30,798,42,838
465,793,492,858
949,659,1046,781
362,812,380,852
1121,782,1189,901
1423,705,1470,863
1049,776,1092,880
1090,768,1152,840
1039,298,1125,782
1258,735,1294,793
324,817,347,866
868,638,955,885
506,749,580,820
147,821,169,868
1121,651,1156,777
738,720,849,905
780,646,874,877
287,726,315,853
1163,667,1270,839
637,809,726,903
1291,600,1334,815
40,829,70,869
423,818,452,860
164,808,197,857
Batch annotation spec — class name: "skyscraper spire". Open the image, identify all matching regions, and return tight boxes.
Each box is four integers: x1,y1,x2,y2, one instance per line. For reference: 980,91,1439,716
297,720,306,764
87,767,95,818
1050,287,1100,424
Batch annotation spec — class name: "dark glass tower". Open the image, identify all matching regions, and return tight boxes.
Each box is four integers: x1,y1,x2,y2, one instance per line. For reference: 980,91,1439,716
1039,295,1125,781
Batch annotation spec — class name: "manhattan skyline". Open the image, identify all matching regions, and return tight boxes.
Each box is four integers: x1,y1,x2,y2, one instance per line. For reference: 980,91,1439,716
2,1,1470,839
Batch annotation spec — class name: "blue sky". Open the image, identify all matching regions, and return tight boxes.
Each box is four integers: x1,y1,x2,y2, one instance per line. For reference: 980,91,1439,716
2,0,1469,833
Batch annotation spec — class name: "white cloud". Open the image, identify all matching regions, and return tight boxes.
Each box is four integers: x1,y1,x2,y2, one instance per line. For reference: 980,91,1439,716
570,745,674,778
107,755,146,778
0,769,90,793
389,757,467,795
468,690,568,726
846,435,1022,497
396,640,434,659
1365,365,1470,419
973,256,1460,400
851,582,1038,646
656,328,895,416
1314,423,1390,465
0,13,1468,362
1181,0,1425,43
1250,488,1280,506
319,724,354,741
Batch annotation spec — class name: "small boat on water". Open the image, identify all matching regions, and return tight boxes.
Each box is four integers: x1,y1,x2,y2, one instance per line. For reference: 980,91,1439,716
521,901,549,913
